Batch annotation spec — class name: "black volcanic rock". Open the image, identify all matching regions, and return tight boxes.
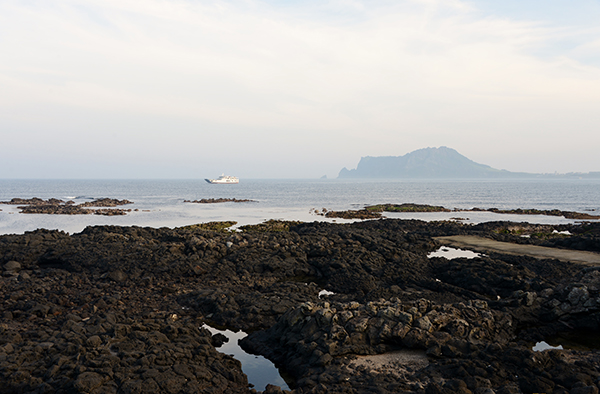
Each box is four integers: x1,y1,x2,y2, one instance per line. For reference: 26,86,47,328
1,220,600,393
0,197,133,215
338,146,525,179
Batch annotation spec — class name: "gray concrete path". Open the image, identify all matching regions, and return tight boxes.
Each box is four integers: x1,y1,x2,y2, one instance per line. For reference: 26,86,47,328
434,235,600,265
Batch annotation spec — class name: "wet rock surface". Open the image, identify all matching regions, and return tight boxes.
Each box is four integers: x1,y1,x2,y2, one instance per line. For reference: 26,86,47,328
461,207,600,220
311,204,600,221
1,219,599,393
311,204,451,220
184,198,256,204
0,198,133,215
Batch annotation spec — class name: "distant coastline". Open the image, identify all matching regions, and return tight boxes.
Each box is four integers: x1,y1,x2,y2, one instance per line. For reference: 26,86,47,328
338,146,600,179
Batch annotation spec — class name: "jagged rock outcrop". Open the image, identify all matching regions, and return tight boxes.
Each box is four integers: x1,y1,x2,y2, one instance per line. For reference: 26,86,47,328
1,220,599,393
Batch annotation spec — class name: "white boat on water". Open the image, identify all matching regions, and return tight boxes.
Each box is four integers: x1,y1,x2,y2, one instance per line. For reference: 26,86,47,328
205,174,239,184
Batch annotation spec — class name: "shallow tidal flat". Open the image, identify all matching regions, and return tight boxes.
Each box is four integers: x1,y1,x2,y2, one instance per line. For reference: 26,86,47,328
1,219,600,393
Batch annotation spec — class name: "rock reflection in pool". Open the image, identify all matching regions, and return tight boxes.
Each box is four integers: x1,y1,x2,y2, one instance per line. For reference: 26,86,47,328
546,329,600,351
202,324,290,391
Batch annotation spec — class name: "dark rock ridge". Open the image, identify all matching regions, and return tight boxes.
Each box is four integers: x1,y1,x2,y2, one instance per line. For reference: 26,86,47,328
338,147,600,179
1,219,600,393
184,198,256,203
312,204,451,220
313,204,600,221
465,207,600,220
0,198,133,216
179,221,239,232
366,204,451,213
311,208,382,220
78,198,133,208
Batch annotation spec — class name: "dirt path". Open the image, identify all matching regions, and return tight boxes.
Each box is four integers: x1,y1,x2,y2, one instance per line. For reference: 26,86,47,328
434,235,600,265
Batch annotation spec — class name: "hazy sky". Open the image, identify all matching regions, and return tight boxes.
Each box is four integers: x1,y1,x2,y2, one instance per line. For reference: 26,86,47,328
1,0,600,178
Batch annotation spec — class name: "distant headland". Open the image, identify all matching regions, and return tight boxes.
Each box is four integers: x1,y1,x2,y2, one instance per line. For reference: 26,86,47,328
338,147,600,179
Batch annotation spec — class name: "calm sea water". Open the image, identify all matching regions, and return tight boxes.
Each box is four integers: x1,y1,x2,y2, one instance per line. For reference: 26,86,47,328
1,178,599,235
201,324,290,391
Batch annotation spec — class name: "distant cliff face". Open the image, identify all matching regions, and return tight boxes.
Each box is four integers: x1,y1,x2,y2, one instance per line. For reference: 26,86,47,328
338,147,520,179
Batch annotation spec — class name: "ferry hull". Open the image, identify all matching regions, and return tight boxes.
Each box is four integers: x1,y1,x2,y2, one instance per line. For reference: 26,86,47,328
205,176,239,184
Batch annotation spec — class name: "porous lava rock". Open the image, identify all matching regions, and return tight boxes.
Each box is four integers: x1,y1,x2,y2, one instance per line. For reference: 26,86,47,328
0,197,133,215
1,219,599,393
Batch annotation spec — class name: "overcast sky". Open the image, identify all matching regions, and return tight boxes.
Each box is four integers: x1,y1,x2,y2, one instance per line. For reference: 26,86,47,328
1,0,599,179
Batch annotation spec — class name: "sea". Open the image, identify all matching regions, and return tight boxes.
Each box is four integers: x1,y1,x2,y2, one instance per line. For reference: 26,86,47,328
2,177,599,390
1,178,600,235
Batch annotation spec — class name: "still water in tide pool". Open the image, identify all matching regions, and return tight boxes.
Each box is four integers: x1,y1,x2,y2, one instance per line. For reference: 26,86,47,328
1,178,599,234
201,325,290,391
427,246,483,260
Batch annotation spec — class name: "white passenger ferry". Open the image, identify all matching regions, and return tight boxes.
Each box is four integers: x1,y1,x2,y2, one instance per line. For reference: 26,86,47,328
205,174,239,184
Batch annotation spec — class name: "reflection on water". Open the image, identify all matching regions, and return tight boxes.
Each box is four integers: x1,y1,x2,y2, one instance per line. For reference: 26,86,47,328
532,341,563,351
427,246,483,260
546,330,600,351
202,324,290,391
318,289,335,298
532,329,600,352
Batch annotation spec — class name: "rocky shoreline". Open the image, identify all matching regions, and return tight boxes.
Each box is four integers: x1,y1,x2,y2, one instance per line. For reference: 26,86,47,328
0,198,134,216
463,208,600,221
1,219,600,393
313,204,600,221
184,198,257,204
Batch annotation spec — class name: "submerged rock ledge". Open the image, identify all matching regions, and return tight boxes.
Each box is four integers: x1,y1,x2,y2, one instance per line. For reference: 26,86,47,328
1,219,600,393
